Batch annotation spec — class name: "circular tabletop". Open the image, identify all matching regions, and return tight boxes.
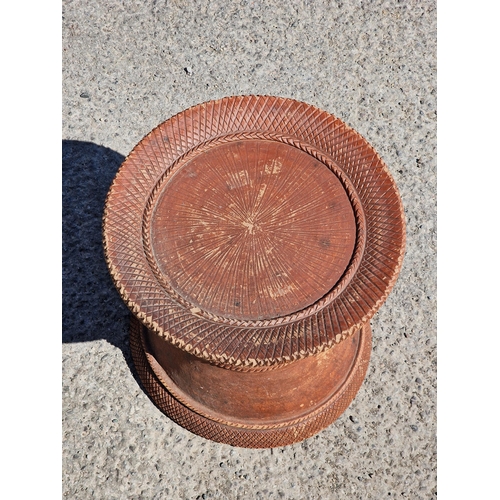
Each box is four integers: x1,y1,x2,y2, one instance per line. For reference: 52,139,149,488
150,139,356,320
103,96,405,369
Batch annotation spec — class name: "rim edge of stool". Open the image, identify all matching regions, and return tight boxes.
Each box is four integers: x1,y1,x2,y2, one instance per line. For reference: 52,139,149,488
129,315,372,448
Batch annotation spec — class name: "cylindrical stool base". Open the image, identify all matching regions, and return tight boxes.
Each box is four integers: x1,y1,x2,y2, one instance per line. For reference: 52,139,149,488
130,316,372,448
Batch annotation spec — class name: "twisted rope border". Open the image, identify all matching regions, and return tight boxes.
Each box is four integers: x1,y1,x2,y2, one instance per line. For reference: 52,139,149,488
103,95,406,368
130,316,372,447
142,131,366,328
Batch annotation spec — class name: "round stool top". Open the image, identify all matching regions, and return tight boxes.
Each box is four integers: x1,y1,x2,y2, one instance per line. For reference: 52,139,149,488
103,96,405,369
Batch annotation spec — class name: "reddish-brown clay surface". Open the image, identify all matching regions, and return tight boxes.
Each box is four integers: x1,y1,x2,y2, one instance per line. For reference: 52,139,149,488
103,96,405,368
131,316,372,448
151,139,356,320
146,316,362,424
103,96,405,446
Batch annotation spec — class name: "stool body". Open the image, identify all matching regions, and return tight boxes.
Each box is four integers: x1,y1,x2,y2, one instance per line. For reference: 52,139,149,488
103,96,405,447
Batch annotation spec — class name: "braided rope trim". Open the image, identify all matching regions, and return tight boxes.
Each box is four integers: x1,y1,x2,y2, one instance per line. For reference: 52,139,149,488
130,316,372,447
142,131,366,328
103,95,406,369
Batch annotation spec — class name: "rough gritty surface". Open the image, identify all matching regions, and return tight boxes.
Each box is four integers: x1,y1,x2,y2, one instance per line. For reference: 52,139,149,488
62,1,436,498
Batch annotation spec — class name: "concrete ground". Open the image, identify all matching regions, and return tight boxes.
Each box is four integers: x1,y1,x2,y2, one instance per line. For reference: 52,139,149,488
62,1,436,498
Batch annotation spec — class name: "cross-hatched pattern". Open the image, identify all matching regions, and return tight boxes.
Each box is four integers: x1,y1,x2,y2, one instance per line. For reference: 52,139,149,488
141,131,366,333
129,316,372,448
103,96,405,368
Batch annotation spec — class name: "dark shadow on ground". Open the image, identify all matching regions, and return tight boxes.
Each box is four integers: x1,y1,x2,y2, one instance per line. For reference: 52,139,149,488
62,140,130,352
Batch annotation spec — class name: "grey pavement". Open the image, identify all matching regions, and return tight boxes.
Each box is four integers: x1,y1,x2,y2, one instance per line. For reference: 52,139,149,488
62,1,436,498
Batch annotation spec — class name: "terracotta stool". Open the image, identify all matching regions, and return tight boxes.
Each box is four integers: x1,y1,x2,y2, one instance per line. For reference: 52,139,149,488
103,96,405,448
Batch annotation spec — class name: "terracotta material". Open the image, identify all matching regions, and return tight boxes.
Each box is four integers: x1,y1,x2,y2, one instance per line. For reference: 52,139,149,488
103,96,405,447
130,316,371,448
149,139,357,321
